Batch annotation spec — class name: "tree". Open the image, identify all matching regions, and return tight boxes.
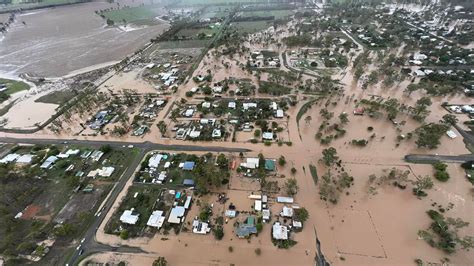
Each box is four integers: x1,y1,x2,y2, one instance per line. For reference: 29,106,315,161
441,114,458,126
339,112,349,124
414,123,449,149
278,156,286,166
294,207,309,222
412,96,432,122
100,144,112,154
153,257,168,266
106,18,114,26
157,121,167,136
213,226,224,240
304,115,312,125
412,175,433,197
285,178,299,196
216,154,229,169
321,147,338,167
120,229,129,240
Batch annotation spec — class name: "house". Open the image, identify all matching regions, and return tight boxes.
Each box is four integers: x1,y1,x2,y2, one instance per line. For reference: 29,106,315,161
0,154,20,164
201,102,211,109
262,132,274,140
147,210,165,229
225,210,237,218
149,153,164,168
277,196,294,203
275,109,284,118
192,220,211,234
254,200,262,211
235,216,258,238
280,206,294,217
212,128,222,138
183,179,195,187
240,157,260,169
120,209,139,225
182,161,195,171
168,206,186,224
40,156,59,169
16,154,34,164
90,150,104,162
228,101,236,109
189,129,201,138
262,209,270,222
184,109,194,117
213,86,223,93
184,196,192,209
272,222,289,240
292,220,303,230
264,159,276,171
243,103,257,110
96,166,115,177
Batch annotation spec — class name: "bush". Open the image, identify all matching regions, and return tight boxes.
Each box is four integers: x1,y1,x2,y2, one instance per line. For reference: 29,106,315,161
255,248,262,255
213,226,224,240
434,170,450,182
120,229,129,240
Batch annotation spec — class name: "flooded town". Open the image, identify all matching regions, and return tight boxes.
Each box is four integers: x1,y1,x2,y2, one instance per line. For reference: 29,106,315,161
0,0,473,266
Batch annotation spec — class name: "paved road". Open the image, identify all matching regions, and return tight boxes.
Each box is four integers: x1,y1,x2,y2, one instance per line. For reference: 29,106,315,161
67,148,147,266
405,154,474,163
0,137,252,265
0,137,252,153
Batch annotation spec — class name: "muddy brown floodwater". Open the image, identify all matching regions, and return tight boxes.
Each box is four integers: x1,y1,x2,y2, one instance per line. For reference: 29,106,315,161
0,1,169,78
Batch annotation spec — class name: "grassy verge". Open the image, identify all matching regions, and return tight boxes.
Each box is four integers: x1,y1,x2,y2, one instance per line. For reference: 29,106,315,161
35,90,77,105
0,78,30,95
309,164,318,185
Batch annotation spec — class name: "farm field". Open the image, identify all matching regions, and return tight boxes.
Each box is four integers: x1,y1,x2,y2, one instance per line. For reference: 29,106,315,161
99,6,163,25
0,78,30,95
238,9,293,19
230,20,272,34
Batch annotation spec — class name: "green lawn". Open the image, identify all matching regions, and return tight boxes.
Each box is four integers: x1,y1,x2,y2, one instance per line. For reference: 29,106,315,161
35,90,77,105
158,39,209,49
239,10,293,19
0,78,30,95
231,21,272,34
100,6,159,25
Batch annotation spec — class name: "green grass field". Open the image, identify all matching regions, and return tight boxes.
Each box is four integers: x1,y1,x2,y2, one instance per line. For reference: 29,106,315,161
100,6,160,24
239,9,293,19
0,78,30,95
231,20,272,34
35,90,77,105
158,39,209,49
176,0,269,5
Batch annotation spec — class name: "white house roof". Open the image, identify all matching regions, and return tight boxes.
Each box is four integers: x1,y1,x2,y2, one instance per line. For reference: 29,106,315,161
168,206,186,224
254,200,262,211
40,156,58,169
0,153,20,164
240,157,260,169
120,210,139,225
16,154,34,164
275,109,284,118
272,222,288,240
277,196,294,203
262,132,273,140
149,154,163,168
147,210,165,228
192,220,211,234
280,206,294,217
262,209,270,220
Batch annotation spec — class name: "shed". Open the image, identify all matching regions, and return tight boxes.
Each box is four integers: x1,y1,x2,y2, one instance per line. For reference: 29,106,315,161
182,161,195,171
147,210,165,228
265,159,276,171
168,206,186,224
183,179,195,186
